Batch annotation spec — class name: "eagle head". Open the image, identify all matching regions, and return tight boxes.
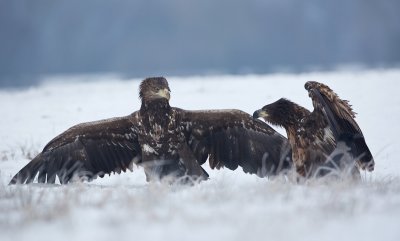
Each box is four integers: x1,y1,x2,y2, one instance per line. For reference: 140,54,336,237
253,98,305,128
139,77,171,101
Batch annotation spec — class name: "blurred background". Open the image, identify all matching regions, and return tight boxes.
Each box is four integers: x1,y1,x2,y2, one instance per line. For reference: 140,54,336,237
1,0,399,87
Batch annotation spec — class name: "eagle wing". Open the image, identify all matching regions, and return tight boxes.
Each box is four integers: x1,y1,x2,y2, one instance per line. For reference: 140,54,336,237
9,114,141,184
305,81,374,168
179,109,292,177
306,81,360,138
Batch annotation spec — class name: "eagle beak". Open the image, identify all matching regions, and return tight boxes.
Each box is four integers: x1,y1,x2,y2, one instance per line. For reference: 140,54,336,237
253,109,268,119
157,88,171,100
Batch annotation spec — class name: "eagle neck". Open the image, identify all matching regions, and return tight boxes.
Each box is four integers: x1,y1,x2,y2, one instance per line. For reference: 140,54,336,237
140,98,171,114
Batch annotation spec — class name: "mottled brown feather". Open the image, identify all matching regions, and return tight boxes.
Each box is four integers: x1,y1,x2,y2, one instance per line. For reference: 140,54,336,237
255,81,374,179
10,77,292,185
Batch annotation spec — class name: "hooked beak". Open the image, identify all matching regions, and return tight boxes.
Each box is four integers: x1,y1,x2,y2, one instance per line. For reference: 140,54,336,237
157,88,171,100
253,109,269,119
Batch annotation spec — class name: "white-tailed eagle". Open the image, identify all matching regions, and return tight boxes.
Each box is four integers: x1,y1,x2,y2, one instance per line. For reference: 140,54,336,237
10,77,292,184
253,81,374,179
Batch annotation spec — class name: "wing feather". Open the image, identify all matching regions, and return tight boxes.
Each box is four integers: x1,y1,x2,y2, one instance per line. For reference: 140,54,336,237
179,109,292,177
306,82,361,136
305,81,374,167
9,115,141,184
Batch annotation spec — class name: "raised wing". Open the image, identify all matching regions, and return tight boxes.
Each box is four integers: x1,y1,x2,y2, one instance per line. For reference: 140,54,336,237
305,81,374,170
9,115,141,184
179,109,292,177
306,81,360,137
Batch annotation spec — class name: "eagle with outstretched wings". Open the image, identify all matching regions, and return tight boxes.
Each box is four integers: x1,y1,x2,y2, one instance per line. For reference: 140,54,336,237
10,77,292,184
253,81,374,179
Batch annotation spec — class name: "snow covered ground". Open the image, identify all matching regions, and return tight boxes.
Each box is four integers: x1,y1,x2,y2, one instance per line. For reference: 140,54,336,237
0,69,400,241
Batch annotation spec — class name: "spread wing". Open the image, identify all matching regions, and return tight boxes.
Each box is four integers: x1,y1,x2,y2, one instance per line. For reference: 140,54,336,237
9,114,141,184
179,109,292,177
305,81,374,168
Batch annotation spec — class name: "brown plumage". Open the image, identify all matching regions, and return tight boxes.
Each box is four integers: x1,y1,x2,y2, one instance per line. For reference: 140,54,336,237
10,77,292,185
253,81,374,179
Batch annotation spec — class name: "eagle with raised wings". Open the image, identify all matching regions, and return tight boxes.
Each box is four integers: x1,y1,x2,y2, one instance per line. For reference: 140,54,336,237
10,77,291,184
253,81,374,179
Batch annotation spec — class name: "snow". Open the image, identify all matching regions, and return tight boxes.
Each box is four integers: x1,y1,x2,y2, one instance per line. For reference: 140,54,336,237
1,69,400,241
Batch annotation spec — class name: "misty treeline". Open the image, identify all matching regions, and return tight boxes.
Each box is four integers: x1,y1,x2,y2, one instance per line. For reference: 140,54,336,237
1,0,399,86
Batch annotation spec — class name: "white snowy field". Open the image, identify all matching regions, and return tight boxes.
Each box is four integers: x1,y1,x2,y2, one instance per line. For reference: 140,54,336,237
0,69,400,241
